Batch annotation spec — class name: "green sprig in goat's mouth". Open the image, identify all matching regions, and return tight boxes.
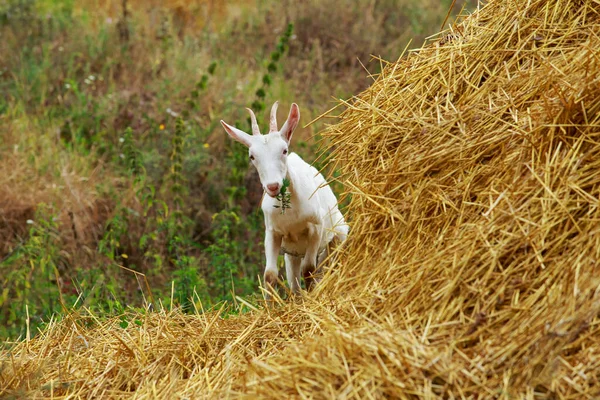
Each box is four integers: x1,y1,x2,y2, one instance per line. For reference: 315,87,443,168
274,178,291,214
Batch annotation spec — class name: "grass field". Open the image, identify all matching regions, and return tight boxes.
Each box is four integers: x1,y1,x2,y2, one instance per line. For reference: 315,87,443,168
0,0,472,339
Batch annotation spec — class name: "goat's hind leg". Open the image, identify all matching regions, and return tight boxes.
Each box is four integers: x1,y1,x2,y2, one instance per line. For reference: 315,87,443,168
301,223,321,292
284,254,302,296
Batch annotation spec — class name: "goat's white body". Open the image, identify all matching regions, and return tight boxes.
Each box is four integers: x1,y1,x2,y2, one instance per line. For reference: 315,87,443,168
261,153,348,292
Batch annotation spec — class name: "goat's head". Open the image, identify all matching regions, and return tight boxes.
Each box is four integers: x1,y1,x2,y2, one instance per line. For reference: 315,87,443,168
220,102,300,198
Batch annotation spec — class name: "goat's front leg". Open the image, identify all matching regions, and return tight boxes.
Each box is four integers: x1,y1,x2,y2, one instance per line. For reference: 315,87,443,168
264,229,282,300
301,223,322,291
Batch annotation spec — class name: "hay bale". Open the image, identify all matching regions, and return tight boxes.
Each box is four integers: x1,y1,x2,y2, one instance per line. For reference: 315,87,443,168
242,0,600,396
2,0,600,398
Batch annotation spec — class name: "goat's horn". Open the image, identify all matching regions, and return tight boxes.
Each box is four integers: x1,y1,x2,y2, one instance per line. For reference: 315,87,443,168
246,108,261,136
269,101,279,132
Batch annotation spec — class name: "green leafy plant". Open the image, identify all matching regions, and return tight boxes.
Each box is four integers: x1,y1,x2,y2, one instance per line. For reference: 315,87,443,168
182,63,217,120
172,253,208,312
170,118,187,228
98,211,129,262
206,210,253,302
251,23,294,113
0,205,63,338
274,178,292,214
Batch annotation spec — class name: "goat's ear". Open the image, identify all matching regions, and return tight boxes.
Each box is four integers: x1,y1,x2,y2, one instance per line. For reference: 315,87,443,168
220,120,253,147
280,103,300,144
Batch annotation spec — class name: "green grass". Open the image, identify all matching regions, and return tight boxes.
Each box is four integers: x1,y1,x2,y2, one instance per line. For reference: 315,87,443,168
0,0,475,339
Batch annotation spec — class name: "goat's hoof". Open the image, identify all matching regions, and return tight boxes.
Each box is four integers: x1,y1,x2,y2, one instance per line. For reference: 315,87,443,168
288,290,302,301
264,270,277,287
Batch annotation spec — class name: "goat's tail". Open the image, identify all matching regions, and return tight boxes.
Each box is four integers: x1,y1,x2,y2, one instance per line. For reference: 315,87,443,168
328,222,349,256
335,221,349,243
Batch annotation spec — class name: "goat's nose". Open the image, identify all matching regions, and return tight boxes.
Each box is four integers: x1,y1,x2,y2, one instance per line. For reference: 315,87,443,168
266,183,280,193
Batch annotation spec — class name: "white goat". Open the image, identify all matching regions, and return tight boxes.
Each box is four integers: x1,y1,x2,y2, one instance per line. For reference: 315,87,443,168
220,102,348,295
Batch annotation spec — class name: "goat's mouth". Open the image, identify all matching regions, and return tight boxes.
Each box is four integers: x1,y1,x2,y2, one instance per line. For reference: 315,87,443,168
266,189,280,198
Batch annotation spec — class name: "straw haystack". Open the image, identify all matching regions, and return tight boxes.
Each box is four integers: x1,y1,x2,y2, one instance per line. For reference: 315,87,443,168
2,0,600,398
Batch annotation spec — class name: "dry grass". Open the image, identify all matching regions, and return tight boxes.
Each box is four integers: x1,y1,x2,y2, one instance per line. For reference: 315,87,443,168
0,119,117,258
3,0,600,398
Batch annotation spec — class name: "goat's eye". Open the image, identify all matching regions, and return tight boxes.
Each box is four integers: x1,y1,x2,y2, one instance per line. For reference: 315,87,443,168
249,155,255,161
283,149,288,155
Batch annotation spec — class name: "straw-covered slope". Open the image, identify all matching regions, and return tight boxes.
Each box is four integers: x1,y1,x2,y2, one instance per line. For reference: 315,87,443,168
3,0,600,398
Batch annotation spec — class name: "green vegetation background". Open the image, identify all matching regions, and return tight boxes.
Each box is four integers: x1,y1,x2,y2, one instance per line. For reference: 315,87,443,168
0,0,473,339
